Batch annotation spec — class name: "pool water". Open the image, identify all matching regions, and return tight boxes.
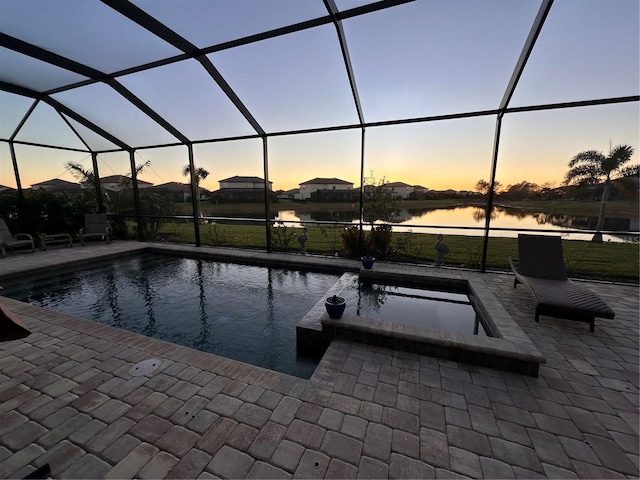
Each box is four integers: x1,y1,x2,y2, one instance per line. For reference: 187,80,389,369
341,278,489,336
2,254,340,379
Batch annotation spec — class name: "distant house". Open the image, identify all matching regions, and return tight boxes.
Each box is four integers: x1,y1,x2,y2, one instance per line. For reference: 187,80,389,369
412,185,429,195
425,189,453,199
584,176,639,201
441,189,458,197
215,175,273,203
459,190,482,198
382,181,413,199
151,182,193,202
278,188,300,200
219,176,272,191
97,175,153,192
425,189,476,199
0,184,17,195
30,178,83,197
298,178,354,201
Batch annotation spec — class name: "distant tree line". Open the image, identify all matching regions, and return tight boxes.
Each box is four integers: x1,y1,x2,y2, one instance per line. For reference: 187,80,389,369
475,179,565,201
475,144,638,203
473,144,637,242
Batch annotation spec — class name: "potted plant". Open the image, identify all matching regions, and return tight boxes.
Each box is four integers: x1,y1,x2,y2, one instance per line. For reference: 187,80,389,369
325,295,346,319
361,255,375,269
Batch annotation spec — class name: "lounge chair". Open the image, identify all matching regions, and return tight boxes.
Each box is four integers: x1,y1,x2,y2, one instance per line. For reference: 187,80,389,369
0,218,35,257
509,234,614,332
80,213,111,246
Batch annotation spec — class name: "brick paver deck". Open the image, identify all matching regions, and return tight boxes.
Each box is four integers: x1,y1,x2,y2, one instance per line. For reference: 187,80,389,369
0,242,637,479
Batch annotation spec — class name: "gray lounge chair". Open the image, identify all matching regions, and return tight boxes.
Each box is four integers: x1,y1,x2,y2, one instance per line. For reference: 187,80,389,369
509,234,614,332
80,213,111,246
0,218,35,257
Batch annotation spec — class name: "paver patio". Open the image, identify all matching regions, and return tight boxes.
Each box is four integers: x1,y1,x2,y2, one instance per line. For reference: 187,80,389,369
0,242,637,479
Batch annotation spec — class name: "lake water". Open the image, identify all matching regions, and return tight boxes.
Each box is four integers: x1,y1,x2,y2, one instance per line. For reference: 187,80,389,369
274,205,638,243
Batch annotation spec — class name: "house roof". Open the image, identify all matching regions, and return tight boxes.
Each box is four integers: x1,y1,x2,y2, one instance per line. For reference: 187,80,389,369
151,182,191,192
100,175,128,183
300,178,353,186
383,182,411,188
219,176,270,183
0,185,17,194
100,175,153,186
31,178,80,189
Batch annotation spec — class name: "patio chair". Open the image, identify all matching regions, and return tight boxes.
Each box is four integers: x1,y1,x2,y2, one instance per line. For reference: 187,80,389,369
509,234,614,332
39,232,73,250
0,218,35,257
80,213,111,246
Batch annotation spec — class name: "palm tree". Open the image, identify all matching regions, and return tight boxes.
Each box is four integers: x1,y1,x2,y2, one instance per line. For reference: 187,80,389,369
564,144,636,242
65,161,96,189
66,160,151,237
182,165,210,219
66,159,150,193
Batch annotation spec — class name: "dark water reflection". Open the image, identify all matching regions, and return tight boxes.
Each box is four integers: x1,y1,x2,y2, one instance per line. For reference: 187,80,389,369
2,254,341,379
338,278,489,336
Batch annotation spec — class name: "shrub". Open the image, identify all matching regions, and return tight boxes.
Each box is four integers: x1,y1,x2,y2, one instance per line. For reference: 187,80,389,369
341,225,360,257
0,190,97,238
394,229,424,260
270,223,297,250
369,224,393,258
206,223,228,245
341,224,394,259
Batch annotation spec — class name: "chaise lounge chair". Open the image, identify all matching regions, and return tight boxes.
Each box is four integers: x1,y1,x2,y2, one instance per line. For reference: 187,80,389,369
80,213,111,246
0,218,35,257
509,234,614,332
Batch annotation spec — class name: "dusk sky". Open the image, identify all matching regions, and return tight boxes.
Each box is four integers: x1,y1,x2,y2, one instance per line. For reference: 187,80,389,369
0,0,638,193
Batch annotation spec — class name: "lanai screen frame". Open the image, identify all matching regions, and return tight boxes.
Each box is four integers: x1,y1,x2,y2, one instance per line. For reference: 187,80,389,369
1,0,638,271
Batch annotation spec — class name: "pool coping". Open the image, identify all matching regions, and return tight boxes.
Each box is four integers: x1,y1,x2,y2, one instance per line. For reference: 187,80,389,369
297,262,545,377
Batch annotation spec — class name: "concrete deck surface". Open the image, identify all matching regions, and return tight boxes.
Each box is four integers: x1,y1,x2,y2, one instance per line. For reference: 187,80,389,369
0,242,637,479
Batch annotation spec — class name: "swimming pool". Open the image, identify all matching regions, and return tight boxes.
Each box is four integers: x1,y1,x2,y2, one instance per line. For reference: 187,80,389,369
1,253,341,379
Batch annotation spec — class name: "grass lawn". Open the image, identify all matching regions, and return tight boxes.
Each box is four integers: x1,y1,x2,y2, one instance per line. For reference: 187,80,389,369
152,221,639,282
